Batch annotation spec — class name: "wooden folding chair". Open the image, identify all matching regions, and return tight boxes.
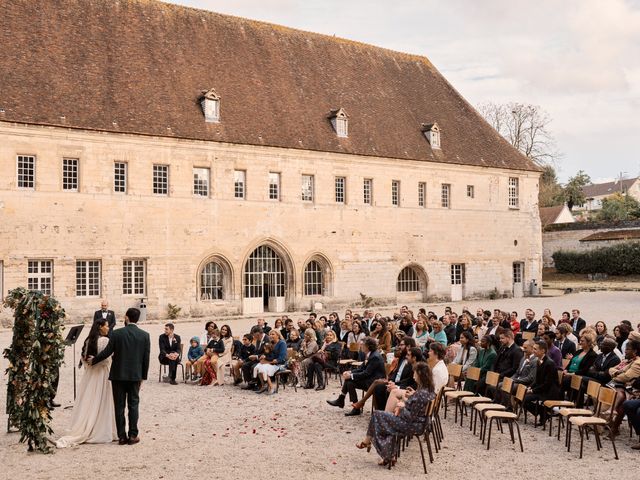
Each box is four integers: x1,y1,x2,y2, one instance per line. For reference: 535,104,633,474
444,366,476,424
557,380,600,445
541,374,583,435
443,363,463,419
484,408,524,452
568,387,618,460
473,372,506,437
522,332,535,341
460,367,495,429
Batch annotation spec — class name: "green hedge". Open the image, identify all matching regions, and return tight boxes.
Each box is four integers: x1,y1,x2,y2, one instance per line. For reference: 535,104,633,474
552,241,640,275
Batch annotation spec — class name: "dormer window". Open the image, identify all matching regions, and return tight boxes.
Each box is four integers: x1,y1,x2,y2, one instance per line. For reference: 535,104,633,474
329,108,349,138
421,123,441,149
200,88,220,123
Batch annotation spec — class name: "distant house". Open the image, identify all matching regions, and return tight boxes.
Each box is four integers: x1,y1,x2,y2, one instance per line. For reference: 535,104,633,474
539,205,575,228
579,177,640,211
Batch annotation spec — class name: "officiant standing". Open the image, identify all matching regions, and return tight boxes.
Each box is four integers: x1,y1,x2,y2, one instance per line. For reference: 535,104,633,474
91,307,150,445
94,299,117,334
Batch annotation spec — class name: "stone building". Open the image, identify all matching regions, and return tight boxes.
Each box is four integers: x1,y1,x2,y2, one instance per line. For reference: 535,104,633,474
0,0,542,321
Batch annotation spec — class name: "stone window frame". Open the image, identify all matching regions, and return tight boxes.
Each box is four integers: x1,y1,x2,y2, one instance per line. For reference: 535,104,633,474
62,157,79,192
363,178,373,205
508,177,520,209
335,176,346,204
76,259,101,297
234,169,246,200
301,174,314,202
153,164,169,196
193,167,210,197
467,185,475,199
418,182,426,208
450,263,465,285
441,183,451,208
17,154,36,189
123,258,146,296
391,180,400,207
114,161,127,194
269,172,281,201
397,266,420,292
28,259,53,295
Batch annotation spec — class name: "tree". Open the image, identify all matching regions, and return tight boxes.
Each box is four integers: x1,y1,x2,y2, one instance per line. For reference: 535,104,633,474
596,192,640,221
563,170,591,211
538,164,565,207
477,102,560,165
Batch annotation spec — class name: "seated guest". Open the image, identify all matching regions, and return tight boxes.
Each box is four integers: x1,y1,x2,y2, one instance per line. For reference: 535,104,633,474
463,335,497,392
185,336,204,381
308,330,342,391
519,308,539,334
429,320,448,346
296,328,319,388
355,362,436,467
533,322,549,342
452,331,478,374
253,330,288,395
200,328,225,386
555,323,577,359
486,315,502,337
582,337,620,386
352,338,417,411
327,337,386,416
158,323,181,385
232,334,256,385
399,315,414,337
337,320,351,344
274,318,284,337
493,340,537,405
253,318,272,334
314,319,326,344
347,321,366,348
473,316,487,342
200,321,217,348
541,314,556,333
412,317,430,350
594,321,608,347
608,340,640,436
383,347,424,413
286,329,302,351
623,397,640,450
283,318,295,340
241,326,270,390
428,342,449,393
561,332,597,397
509,311,520,335
476,330,523,396
542,331,562,370
523,340,562,423
456,313,475,343
370,319,392,355
214,325,234,386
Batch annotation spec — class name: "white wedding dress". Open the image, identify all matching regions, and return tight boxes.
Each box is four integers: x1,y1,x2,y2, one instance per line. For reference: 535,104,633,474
56,336,116,448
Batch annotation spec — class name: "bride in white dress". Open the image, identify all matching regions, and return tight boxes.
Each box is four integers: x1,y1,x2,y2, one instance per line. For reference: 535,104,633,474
56,319,116,448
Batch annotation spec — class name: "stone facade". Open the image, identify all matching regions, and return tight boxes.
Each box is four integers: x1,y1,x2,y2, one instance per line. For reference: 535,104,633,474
0,122,542,321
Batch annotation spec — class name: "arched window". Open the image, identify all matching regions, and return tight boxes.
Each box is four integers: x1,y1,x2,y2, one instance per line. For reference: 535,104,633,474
200,261,224,300
304,260,323,296
397,267,420,292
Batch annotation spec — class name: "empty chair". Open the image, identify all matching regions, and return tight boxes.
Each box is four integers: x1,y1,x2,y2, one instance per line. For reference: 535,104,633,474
567,386,618,459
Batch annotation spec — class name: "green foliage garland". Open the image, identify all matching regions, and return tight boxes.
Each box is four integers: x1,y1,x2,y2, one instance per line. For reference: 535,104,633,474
3,287,66,453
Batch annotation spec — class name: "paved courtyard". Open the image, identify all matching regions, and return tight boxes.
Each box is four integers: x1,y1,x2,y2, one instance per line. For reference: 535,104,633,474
0,291,638,479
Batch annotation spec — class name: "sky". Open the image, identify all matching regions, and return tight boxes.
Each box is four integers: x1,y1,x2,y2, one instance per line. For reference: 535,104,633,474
169,0,640,183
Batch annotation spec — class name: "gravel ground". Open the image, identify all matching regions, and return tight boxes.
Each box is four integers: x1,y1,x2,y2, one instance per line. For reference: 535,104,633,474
1,290,638,479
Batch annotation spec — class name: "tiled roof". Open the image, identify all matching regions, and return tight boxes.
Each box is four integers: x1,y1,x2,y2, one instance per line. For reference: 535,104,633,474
580,229,640,242
582,178,638,198
0,0,540,172
539,205,565,228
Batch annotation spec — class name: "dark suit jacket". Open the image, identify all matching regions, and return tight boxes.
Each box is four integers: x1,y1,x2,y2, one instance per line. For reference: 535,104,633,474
572,318,586,336
519,318,539,333
531,356,562,400
493,343,524,379
206,338,225,354
158,333,181,362
573,349,598,376
512,355,538,386
351,351,386,387
444,324,456,345
93,323,151,382
389,358,415,389
555,338,577,359
254,334,269,355
585,352,621,384
94,309,116,332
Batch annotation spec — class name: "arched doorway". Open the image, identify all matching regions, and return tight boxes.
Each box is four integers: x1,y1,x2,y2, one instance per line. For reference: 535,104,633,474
242,245,287,314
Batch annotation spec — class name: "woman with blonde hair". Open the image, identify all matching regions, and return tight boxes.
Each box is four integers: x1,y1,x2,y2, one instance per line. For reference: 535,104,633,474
308,330,342,390
293,328,318,387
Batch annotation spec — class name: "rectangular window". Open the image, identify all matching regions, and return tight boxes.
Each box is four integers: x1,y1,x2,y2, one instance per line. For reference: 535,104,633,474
418,182,426,207
17,155,35,189
269,172,280,200
513,262,523,284
335,176,346,204
123,259,146,295
363,178,373,205
28,260,53,295
193,167,210,197
76,260,101,297
153,164,169,195
234,170,246,199
467,185,474,199
301,174,314,202
450,264,465,285
392,180,400,206
62,158,79,191
508,177,519,208
441,183,451,208
114,162,127,193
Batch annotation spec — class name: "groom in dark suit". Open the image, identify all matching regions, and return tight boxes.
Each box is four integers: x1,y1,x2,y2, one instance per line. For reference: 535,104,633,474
91,307,150,445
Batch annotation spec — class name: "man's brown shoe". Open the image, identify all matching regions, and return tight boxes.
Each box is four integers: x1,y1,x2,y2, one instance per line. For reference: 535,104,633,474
631,442,640,450
128,436,140,445
118,438,128,445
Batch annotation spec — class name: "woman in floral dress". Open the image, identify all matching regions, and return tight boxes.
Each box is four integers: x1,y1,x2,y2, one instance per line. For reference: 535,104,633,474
356,361,435,465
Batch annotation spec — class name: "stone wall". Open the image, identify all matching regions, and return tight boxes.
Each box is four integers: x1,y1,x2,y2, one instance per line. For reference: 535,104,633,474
0,123,542,322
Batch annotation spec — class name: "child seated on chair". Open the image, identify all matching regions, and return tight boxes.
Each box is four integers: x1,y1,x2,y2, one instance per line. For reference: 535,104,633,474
186,336,204,381
232,334,256,385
